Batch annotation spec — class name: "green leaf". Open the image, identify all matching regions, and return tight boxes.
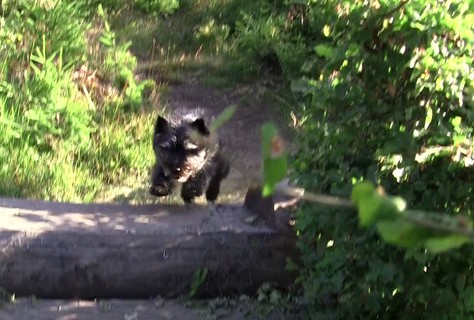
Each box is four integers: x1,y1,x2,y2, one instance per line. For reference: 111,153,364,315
451,116,462,130
97,3,105,18
209,105,237,133
359,194,383,227
424,234,470,253
463,287,474,312
352,182,405,227
189,267,208,298
413,181,426,191
314,44,335,59
352,182,379,226
377,211,471,252
454,134,466,145
261,122,287,197
322,24,331,37
424,105,433,130
269,290,282,305
351,181,376,204
285,258,299,272
376,219,432,248
389,196,407,212
365,294,381,312
290,78,314,94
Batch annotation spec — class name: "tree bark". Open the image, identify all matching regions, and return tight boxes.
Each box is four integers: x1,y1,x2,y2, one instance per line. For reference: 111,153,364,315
0,198,298,299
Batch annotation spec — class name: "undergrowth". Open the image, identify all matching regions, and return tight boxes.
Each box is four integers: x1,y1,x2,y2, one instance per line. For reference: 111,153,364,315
178,0,474,317
4,0,474,318
0,0,157,202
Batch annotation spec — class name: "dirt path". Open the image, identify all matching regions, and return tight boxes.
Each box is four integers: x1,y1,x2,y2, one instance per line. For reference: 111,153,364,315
0,298,289,320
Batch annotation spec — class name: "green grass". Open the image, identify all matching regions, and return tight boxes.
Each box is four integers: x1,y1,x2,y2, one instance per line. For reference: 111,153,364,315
0,1,161,203
109,0,261,87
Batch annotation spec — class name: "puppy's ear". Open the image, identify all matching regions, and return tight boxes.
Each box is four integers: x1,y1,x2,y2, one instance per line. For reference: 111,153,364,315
190,118,210,136
154,116,169,136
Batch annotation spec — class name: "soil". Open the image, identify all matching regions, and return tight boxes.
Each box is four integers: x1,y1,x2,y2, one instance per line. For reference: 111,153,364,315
0,298,289,320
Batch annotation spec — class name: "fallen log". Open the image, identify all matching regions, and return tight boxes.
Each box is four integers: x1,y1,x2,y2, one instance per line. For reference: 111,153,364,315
0,198,298,299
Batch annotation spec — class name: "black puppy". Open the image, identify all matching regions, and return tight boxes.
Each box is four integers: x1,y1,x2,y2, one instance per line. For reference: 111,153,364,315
149,111,229,203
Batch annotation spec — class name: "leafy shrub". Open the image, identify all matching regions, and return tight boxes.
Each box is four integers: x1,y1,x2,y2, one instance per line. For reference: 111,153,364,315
95,4,155,112
1,0,88,66
284,0,474,318
222,0,309,78
0,0,92,152
194,19,231,54
133,0,180,15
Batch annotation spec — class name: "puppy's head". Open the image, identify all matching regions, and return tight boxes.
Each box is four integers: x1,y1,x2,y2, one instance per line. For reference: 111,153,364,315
153,115,213,182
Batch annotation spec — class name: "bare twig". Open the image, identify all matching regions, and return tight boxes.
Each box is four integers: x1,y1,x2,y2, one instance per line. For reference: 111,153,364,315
380,0,410,19
276,186,354,208
277,185,474,240
403,211,474,240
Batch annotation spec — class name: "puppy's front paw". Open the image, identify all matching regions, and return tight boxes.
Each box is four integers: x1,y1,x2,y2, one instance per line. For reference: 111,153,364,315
149,183,172,197
181,181,203,203
205,182,220,202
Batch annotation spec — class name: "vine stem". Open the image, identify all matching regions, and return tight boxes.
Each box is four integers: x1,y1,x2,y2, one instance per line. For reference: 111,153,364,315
276,185,354,208
277,186,474,239
403,211,474,240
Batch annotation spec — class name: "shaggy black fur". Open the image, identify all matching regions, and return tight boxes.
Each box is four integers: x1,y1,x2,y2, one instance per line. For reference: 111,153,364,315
149,111,229,203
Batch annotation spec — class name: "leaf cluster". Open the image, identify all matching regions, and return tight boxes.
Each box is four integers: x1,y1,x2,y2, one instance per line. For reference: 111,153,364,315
253,0,474,318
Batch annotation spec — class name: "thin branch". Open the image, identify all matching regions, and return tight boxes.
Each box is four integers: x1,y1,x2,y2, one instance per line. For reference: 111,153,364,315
403,210,474,240
361,0,410,30
379,0,410,20
277,185,474,240
277,186,354,208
